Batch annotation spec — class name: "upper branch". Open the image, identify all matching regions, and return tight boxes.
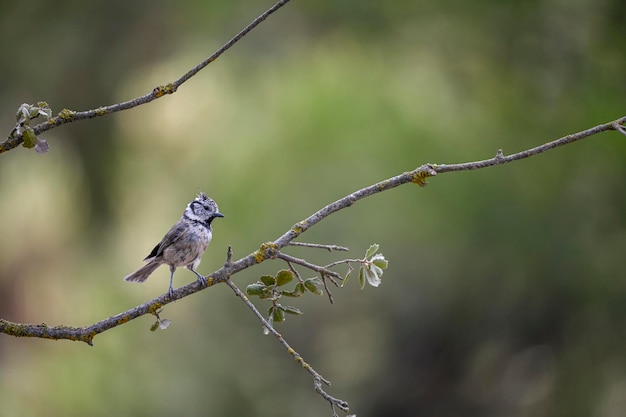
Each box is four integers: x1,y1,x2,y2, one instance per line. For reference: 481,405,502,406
0,0,292,154
273,115,626,247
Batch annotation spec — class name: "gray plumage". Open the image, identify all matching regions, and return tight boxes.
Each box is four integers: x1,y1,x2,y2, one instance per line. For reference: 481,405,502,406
124,192,224,298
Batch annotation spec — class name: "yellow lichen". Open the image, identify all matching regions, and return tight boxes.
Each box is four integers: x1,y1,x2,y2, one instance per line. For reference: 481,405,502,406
153,83,176,98
377,180,391,190
291,221,307,235
148,303,164,315
254,242,279,263
58,109,76,120
412,166,437,187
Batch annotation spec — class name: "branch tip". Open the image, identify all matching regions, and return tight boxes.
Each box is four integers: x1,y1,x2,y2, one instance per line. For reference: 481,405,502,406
225,245,233,267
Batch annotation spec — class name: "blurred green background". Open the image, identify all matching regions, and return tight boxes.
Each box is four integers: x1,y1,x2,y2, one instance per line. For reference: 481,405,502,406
1,0,625,416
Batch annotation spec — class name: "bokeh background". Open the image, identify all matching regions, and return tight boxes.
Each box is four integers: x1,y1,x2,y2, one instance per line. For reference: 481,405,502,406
1,1,625,416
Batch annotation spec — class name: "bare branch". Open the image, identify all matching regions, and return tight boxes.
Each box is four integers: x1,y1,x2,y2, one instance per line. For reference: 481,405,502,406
288,242,350,252
272,115,626,248
435,116,626,173
172,0,291,89
225,279,349,412
324,258,363,269
319,273,336,304
0,0,292,154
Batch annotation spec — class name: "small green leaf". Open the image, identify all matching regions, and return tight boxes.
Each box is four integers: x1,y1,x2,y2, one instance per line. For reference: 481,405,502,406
16,103,33,123
38,107,52,120
281,282,305,297
363,265,382,287
272,306,285,323
283,306,303,315
258,287,275,300
22,128,37,148
365,243,380,259
372,264,383,277
150,321,159,332
275,269,294,286
304,277,324,295
341,265,354,287
260,275,276,286
371,253,388,269
358,267,365,289
28,105,41,118
246,283,267,296
35,102,52,120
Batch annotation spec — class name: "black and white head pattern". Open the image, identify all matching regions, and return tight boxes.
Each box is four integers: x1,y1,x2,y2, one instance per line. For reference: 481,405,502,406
184,192,224,226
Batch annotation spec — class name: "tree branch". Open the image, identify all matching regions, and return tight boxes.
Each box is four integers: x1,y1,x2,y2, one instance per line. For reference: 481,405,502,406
2,114,624,344
225,279,349,412
0,0,292,154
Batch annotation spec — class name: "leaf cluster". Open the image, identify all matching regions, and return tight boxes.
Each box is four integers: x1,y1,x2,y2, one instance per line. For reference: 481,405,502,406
13,102,51,153
246,244,389,333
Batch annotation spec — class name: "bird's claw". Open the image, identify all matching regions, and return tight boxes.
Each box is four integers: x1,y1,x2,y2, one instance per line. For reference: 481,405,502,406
197,275,207,287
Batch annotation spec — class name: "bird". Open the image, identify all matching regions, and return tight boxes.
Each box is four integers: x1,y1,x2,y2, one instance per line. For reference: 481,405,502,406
123,192,224,298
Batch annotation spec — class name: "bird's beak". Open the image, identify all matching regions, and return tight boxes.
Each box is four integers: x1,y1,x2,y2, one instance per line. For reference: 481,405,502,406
216,212,225,218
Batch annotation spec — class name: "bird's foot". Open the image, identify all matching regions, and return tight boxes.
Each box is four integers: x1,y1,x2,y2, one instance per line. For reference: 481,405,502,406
197,274,207,287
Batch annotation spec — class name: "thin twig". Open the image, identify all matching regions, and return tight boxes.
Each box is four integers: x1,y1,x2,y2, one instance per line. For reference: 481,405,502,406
320,274,336,304
172,0,291,89
289,242,349,252
0,0,292,153
224,245,234,268
325,258,362,269
225,279,349,412
284,260,305,284
276,253,341,279
614,122,626,137
276,252,341,301
277,252,339,302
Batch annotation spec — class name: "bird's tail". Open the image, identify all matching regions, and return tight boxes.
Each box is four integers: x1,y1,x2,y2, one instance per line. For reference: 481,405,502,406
123,261,161,283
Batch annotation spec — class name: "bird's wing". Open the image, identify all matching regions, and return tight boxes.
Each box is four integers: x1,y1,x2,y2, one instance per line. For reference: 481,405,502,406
143,222,190,261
